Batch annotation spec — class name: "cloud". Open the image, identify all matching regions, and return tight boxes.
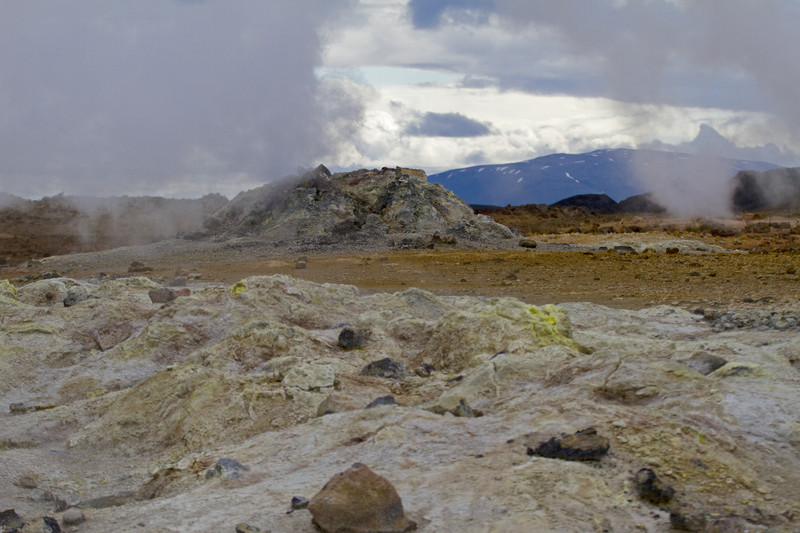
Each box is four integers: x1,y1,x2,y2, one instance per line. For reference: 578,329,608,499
0,0,361,198
408,0,494,29
642,124,797,167
404,111,492,137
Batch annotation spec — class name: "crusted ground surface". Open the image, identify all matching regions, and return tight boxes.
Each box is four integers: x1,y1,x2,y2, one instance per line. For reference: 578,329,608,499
1,253,800,532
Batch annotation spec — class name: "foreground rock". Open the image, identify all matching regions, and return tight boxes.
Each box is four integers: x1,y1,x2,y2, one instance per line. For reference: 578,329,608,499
1,274,799,531
309,463,416,533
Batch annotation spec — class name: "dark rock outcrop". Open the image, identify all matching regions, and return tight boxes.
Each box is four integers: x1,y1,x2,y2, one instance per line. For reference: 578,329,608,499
527,427,609,461
730,167,800,211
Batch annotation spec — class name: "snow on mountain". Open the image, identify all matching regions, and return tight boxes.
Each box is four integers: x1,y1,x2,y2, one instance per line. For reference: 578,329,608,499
428,149,780,206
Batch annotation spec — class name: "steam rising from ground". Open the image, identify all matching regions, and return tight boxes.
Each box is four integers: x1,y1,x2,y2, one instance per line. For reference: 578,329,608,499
630,152,735,217
0,1,361,198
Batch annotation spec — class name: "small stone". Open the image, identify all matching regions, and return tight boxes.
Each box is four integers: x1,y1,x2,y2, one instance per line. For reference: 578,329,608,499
414,364,435,378
291,496,309,510
207,458,249,480
63,292,88,307
635,468,675,505
365,395,398,409
62,507,85,525
42,516,62,533
338,328,365,350
527,427,610,461
0,509,24,531
308,463,416,533
360,358,406,380
148,288,176,304
451,399,481,418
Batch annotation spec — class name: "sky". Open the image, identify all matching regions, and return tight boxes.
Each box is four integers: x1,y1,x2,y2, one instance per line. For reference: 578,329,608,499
1,0,799,199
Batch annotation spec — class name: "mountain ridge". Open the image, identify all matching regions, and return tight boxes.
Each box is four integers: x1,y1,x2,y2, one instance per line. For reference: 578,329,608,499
428,148,781,206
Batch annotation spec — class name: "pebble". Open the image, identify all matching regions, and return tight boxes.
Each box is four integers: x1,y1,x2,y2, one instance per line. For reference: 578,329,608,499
291,496,309,509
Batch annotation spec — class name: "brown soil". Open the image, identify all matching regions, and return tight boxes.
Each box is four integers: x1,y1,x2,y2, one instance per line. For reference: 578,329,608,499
3,205,799,310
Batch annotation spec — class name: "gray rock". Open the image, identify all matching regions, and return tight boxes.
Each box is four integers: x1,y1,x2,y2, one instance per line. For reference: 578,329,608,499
62,507,85,525
338,327,365,350
527,427,610,461
365,395,398,409
0,509,24,531
63,292,88,307
360,358,406,380
206,458,249,480
291,496,309,510
634,468,674,505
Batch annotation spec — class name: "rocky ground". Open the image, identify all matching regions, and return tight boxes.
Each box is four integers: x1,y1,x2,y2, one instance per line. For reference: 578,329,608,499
2,168,799,532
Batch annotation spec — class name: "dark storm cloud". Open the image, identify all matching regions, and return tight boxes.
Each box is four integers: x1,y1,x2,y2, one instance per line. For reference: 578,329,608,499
408,0,800,120
404,112,492,137
0,0,361,198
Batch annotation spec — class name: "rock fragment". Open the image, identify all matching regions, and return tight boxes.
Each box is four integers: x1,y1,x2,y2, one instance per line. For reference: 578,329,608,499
0,509,24,531
365,395,398,409
308,463,416,533
360,358,406,380
206,458,249,480
148,288,176,304
634,468,674,505
527,427,609,461
62,507,85,525
290,496,309,510
338,328,365,350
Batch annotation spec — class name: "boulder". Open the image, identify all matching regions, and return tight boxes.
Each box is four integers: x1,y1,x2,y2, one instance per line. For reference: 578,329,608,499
308,463,416,533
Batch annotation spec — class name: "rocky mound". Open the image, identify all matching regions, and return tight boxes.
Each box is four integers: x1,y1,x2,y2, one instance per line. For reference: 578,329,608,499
2,273,800,531
551,193,620,213
199,165,516,244
731,167,800,211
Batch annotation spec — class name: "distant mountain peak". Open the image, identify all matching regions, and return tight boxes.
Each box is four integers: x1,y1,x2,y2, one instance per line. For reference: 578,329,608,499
428,148,780,207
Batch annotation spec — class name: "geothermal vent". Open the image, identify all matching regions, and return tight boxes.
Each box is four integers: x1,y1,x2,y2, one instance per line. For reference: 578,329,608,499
199,165,516,243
